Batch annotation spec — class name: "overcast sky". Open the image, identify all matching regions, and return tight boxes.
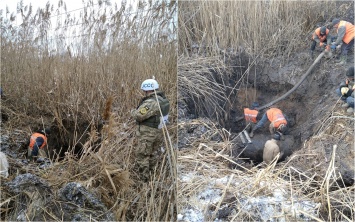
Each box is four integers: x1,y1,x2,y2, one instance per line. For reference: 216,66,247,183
0,0,137,23
1,0,90,18
0,0,135,12
0,0,143,53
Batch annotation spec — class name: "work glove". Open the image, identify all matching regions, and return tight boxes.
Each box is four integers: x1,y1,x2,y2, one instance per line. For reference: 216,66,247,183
336,45,341,49
249,131,254,138
330,44,336,50
341,87,353,97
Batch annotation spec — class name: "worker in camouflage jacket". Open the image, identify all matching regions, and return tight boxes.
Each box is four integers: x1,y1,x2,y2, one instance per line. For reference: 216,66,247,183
336,66,354,113
131,79,170,182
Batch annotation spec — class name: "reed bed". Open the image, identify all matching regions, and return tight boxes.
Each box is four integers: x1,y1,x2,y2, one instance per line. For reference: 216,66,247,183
178,56,231,122
1,0,177,221
178,0,338,59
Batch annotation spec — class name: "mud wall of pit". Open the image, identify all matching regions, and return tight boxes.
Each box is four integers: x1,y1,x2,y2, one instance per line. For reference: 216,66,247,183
44,119,103,160
180,52,323,163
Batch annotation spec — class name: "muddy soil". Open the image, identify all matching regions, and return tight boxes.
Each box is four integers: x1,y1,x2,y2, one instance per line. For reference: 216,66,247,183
178,46,354,184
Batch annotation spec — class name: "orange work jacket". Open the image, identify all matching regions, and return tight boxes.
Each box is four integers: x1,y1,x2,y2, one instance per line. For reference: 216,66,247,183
337,21,355,44
244,108,259,123
29,133,47,150
266,108,287,128
312,27,329,42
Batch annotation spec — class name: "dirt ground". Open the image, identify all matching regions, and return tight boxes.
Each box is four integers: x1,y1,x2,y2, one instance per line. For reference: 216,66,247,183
176,48,354,220
178,46,354,184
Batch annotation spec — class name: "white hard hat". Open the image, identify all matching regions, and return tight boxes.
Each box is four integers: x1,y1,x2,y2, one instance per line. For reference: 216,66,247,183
141,79,159,91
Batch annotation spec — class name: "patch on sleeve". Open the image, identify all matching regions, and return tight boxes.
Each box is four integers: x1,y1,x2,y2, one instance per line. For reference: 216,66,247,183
139,106,149,115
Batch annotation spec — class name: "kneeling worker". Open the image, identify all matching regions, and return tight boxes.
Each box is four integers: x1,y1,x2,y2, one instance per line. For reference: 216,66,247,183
336,66,354,113
310,26,331,58
243,102,260,133
28,128,51,161
250,107,288,138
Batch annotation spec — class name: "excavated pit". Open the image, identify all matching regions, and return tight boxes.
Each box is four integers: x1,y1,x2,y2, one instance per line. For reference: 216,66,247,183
180,53,315,164
11,119,104,161
47,119,103,160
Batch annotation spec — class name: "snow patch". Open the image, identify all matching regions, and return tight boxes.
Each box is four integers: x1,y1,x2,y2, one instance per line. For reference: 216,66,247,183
178,172,320,221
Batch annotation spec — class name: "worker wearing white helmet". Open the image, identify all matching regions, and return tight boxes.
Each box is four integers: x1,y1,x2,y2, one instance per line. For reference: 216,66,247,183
131,78,170,182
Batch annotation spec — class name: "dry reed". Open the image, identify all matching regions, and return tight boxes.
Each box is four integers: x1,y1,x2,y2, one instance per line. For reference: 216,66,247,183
177,115,354,221
177,2,353,221
1,0,177,221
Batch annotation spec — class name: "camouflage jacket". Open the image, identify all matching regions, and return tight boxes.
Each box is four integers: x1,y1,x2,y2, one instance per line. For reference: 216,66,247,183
131,91,170,129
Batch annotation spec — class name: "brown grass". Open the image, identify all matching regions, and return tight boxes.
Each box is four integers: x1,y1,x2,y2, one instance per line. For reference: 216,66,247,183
177,116,354,221
178,1,338,59
177,1,353,221
1,0,177,221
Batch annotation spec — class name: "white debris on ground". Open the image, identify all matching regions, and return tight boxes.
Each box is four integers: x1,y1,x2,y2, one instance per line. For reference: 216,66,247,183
178,171,320,222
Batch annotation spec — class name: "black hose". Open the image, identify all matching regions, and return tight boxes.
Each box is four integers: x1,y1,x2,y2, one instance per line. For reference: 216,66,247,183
257,51,325,111
234,51,325,122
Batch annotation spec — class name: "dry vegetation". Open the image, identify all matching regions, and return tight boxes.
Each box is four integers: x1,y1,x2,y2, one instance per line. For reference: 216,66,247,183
1,0,177,221
177,1,354,221
177,1,340,116
178,115,354,221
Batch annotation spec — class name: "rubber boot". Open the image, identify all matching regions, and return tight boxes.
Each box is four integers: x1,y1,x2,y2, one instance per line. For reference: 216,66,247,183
337,55,347,65
309,50,314,59
342,103,349,108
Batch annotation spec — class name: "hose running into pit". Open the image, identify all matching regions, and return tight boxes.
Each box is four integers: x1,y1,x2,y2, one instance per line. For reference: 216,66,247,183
257,51,325,110
234,51,325,122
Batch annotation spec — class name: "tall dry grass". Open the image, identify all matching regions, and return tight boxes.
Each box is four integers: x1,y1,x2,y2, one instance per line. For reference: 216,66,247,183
178,0,338,58
1,0,177,221
177,1,353,221
177,0,343,123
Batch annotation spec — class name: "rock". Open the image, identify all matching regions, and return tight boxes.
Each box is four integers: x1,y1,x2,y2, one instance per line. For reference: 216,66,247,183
58,182,115,221
6,173,52,194
4,174,115,221
5,173,53,221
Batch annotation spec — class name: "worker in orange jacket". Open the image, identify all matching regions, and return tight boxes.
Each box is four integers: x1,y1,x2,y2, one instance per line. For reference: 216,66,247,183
27,128,51,161
250,107,288,138
310,26,331,58
243,102,260,133
331,18,355,65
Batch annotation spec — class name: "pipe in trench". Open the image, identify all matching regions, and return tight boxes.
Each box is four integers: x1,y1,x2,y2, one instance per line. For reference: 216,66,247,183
235,51,325,122
257,51,325,111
